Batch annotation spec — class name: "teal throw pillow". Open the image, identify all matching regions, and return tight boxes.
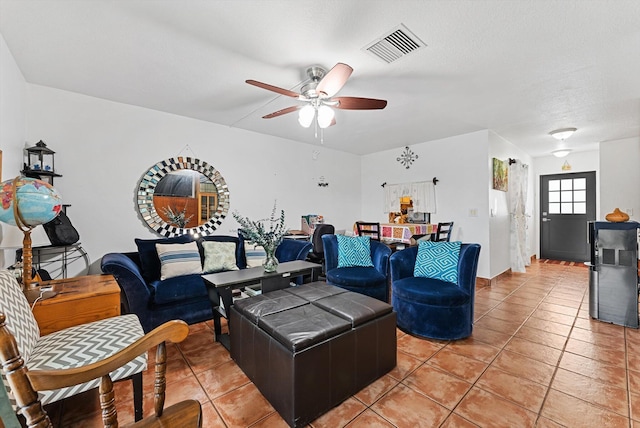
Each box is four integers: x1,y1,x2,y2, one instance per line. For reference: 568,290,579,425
414,241,461,284
337,235,374,268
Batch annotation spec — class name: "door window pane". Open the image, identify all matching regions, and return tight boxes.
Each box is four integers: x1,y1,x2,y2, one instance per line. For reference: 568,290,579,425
549,203,560,214
574,190,586,202
548,180,560,191
561,179,573,190
573,178,586,190
574,202,586,214
561,203,573,213
549,192,560,203
561,191,573,202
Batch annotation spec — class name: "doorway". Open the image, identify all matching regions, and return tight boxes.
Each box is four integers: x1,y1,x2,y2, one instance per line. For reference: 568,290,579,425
540,171,596,262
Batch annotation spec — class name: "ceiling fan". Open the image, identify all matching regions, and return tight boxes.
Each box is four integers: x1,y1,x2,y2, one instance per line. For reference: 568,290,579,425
246,63,387,130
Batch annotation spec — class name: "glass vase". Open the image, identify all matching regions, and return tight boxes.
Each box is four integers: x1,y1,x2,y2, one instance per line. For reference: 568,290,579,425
262,244,279,273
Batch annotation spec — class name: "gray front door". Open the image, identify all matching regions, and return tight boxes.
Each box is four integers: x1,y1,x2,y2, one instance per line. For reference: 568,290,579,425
540,171,596,262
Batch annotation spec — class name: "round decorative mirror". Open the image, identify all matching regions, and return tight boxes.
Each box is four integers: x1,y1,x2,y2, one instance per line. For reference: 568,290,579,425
137,157,229,237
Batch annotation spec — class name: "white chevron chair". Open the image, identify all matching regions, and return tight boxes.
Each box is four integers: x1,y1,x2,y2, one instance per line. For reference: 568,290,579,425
0,269,146,421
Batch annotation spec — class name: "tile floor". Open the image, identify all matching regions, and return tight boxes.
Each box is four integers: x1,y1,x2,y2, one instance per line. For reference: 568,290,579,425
41,260,640,427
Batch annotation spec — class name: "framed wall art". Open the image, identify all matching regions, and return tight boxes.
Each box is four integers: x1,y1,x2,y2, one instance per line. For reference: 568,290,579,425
492,157,508,192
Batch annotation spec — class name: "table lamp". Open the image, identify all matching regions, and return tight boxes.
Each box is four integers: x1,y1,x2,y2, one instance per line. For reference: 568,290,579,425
0,177,62,289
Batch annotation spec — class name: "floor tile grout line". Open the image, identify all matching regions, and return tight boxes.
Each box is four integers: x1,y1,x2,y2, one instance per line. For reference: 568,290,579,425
531,272,586,426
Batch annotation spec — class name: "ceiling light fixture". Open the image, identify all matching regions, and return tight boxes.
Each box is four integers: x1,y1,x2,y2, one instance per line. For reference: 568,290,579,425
298,103,335,130
549,127,577,141
552,149,572,158
298,105,315,128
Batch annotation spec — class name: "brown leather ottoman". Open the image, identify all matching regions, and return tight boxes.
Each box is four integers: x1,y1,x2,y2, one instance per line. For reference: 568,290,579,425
230,282,396,428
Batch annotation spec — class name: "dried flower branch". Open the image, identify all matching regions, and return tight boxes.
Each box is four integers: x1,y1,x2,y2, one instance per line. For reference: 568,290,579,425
232,201,288,251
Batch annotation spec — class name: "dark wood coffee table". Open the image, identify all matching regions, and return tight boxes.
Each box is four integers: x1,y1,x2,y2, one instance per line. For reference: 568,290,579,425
202,260,322,350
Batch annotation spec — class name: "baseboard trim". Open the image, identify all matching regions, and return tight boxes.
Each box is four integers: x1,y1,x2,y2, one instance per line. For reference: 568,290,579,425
478,266,519,287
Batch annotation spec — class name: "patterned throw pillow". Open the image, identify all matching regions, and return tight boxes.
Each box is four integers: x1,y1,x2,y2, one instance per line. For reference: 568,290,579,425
414,241,461,284
155,241,202,280
337,235,374,268
135,234,193,282
202,241,240,273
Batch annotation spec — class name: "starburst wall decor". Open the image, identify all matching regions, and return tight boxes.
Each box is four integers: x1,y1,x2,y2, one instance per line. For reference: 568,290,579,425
396,146,418,169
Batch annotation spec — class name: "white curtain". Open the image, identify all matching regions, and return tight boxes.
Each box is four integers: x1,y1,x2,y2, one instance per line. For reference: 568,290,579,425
508,160,529,272
383,181,436,213
383,184,402,213
410,181,436,213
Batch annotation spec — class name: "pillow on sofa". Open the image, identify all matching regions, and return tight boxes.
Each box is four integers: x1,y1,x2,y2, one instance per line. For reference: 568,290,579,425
414,241,461,284
135,234,194,282
202,241,240,273
156,241,202,280
245,242,266,268
336,235,373,268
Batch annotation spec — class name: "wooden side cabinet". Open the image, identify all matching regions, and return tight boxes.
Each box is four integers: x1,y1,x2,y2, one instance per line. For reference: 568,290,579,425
30,274,121,335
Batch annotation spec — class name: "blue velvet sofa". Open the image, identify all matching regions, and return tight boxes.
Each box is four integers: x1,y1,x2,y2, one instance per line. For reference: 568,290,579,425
101,234,247,333
322,234,391,302
389,243,481,340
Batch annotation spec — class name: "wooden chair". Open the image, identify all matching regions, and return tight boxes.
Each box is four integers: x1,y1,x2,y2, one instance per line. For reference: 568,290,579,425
0,270,146,421
0,314,202,428
356,221,381,241
431,222,454,242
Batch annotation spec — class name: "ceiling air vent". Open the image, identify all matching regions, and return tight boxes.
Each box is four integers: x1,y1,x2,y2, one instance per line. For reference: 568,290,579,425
364,24,426,64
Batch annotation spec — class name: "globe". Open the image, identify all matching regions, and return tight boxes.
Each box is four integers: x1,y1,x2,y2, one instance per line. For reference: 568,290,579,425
0,177,62,227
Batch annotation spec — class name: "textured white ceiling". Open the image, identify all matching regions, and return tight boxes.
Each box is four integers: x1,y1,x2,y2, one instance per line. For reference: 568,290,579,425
1,0,639,156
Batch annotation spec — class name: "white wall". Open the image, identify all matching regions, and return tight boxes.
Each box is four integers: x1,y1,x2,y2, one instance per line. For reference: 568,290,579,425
24,84,362,275
532,150,600,257
0,33,28,268
488,131,534,277
361,130,492,279
599,137,640,222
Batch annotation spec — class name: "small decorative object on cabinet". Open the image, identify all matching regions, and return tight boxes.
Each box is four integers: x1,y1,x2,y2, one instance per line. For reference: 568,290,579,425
21,140,62,185
605,208,630,223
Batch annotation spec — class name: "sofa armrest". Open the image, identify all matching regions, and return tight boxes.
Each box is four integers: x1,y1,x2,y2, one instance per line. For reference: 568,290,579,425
389,246,418,281
101,253,152,316
371,240,391,277
457,244,481,293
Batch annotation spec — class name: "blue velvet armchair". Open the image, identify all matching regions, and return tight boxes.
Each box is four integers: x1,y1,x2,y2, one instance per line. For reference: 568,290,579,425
322,234,391,302
275,238,313,263
101,235,247,333
390,243,481,340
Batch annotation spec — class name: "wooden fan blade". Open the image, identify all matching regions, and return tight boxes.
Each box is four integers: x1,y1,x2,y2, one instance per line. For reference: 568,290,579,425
316,63,353,97
246,79,300,98
262,105,301,119
333,97,388,110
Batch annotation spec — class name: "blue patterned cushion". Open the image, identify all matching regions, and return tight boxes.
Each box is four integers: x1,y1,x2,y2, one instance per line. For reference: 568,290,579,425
414,241,461,284
336,235,373,268
156,241,202,280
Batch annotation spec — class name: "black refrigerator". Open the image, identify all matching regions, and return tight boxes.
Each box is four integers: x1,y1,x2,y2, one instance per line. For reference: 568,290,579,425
588,221,640,328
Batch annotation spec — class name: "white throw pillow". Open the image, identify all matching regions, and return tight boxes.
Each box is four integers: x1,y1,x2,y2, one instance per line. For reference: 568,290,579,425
155,241,202,280
202,241,240,273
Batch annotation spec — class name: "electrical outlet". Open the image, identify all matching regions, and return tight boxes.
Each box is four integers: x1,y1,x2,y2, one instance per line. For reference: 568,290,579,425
469,208,478,217
626,208,634,216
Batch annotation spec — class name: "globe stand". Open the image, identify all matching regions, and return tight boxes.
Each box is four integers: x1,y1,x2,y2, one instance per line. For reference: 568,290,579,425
10,178,40,290
1,176,62,290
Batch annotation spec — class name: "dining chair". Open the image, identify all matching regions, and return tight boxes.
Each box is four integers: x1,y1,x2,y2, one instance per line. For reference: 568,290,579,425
431,221,454,242
355,221,382,241
0,314,202,427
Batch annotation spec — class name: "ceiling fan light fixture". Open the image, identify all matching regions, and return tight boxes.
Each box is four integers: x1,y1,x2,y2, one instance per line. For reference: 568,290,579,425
552,149,572,158
317,105,335,129
298,105,315,128
549,127,577,141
